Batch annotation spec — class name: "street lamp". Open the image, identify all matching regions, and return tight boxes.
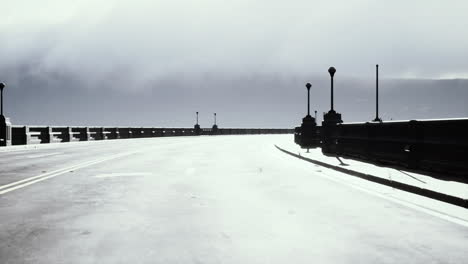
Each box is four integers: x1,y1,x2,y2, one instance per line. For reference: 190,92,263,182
323,66,342,125
194,111,201,135
306,83,311,116
373,64,382,122
212,112,218,133
328,67,336,111
0,83,5,116
314,110,317,121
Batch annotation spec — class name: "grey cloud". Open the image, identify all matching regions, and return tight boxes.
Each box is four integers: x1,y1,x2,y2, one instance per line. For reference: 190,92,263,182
1,0,467,126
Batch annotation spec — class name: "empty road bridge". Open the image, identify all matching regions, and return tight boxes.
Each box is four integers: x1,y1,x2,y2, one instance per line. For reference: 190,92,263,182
1,135,467,264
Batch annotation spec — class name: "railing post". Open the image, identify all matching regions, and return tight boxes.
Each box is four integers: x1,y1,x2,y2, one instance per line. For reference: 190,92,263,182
0,83,12,147
0,116,12,146
85,127,91,141
63,127,71,142
45,126,52,144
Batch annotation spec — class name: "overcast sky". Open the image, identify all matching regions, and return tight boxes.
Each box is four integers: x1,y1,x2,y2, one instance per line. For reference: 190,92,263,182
1,0,467,126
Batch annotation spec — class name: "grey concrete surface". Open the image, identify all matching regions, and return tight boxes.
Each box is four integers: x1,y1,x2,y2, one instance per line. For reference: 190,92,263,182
0,135,467,264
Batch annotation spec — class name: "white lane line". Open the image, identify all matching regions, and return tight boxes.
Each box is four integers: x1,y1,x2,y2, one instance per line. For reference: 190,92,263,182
0,157,116,191
314,167,468,228
0,151,137,195
277,145,468,228
26,152,63,159
95,172,152,178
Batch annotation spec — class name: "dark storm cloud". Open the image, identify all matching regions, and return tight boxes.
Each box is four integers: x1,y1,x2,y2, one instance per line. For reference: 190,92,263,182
1,0,467,126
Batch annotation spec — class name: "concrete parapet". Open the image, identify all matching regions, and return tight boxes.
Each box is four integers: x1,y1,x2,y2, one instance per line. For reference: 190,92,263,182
0,116,12,146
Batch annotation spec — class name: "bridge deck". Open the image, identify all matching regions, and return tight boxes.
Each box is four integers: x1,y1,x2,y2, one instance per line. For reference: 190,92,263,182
0,135,467,263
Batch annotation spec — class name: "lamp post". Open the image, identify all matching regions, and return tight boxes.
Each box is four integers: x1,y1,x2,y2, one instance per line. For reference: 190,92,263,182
373,64,382,122
194,111,201,135
212,112,218,134
0,83,5,116
306,83,311,116
328,67,336,111
322,66,342,154
0,82,11,147
314,110,317,121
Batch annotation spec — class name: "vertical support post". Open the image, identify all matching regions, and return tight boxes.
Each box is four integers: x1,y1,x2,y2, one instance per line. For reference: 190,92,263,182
373,64,381,122
306,83,311,116
0,83,10,146
329,67,335,111
194,112,201,135
314,110,317,121
376,64,379,120
322,67,342,155
0,83,4,116
212,112,218,134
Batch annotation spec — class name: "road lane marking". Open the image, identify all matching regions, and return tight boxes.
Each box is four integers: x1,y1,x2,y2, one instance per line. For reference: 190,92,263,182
276,145,468,228
26,152,63,159
95,172,152,178
315,171,468,227
0,151,137,195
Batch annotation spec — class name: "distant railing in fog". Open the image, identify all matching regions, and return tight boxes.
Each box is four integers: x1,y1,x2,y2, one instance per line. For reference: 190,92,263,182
4,125,293,146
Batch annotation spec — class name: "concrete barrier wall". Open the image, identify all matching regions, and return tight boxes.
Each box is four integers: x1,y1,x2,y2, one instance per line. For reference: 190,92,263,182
329,119,468,178
295,118,468,182
6,125,293,147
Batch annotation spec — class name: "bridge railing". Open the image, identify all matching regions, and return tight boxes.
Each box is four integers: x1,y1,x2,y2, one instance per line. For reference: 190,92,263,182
2,125,293,146
295,118,468,181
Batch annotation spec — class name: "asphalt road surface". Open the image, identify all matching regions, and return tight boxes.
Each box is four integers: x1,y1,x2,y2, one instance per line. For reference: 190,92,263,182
1,135,467,264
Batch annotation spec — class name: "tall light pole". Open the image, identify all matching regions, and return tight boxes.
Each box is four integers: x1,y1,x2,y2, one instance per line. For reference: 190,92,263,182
373,64,382,122
323,66,342,125
212,112,218,133
328,67,336,111
306,83,311,116
314,110,317,121
194,111,201,135
0,83,4,116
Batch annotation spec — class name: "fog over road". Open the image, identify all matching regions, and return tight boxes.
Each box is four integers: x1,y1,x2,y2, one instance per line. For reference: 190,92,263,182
1,135,467,263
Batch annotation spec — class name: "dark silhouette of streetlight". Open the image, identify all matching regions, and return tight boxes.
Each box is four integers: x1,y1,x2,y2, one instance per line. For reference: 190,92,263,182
322,67,342,125
306,83,311,116
328,67,336,111
321,67,342,154
314,110,317,121
212,112,218,134
194,111,201,135
294,82,319,151
0,83,5,116
373,64,382,122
